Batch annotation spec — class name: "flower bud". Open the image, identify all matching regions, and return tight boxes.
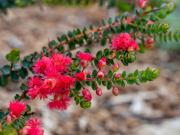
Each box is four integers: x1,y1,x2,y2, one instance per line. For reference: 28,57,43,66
139,0,148,8
75,71,86,81
112,63,120,72
145,37,154,49
98,57,106,69
96,87,102,96
114,73,121,79
97,71,104,79
112,87,120,96
80,61,88,68
127,52,136,63
6,115,13,125
82,89,92,101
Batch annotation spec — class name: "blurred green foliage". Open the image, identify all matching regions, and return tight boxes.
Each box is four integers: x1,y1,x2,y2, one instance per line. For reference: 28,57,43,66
0,0,179,51
160,0,180,50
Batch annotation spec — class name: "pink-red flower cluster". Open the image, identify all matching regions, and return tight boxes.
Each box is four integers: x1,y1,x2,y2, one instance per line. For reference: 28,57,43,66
77,52,93,68
28,53,75,110
21,118,44,135
111,33,139,51
9,101,26,119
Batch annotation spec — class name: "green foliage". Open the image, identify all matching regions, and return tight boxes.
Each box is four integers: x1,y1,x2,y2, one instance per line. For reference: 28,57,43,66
6,48,20,64
0,126,18,135
154,31,180,42
0,0,33,13
80,100,91,109
113,67,160,87
0,1,178,87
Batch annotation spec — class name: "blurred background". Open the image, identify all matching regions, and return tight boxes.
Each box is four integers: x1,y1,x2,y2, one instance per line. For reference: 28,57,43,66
0,0,180,135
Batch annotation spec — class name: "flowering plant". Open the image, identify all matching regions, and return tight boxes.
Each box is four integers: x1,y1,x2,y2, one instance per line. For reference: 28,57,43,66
0,0,179,134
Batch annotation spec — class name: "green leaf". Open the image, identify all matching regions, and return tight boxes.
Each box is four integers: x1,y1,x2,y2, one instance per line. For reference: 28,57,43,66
1,65,11,75
102,81,106,86
18,68,28,79
10,71,19,81
107,70,113,78
92,70,97,78
116,80,125,87
57,45,64,53
100,38,106,46
139,44,145,53
20,83,28,91
104,49,110,57
26,105,31,113
106,81,112,90
116,51,121,60
74,96,83,105
91,81,97,90
0,76,8,86
14,94,21,100
121,71,126,78
48,40,58,48
6,49,20,64
75,81,82,91
96,51,103,60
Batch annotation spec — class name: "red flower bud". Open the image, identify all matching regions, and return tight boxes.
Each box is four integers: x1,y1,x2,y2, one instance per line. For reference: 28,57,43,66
98,57,106,69
80,60,88,68
96,87,102,96
145,37,154,45
145,37,154,49
75,71,86,81
139,0,148,8
114,73,121,79
97,71,104,79
112,87,120,96
82,89,92,101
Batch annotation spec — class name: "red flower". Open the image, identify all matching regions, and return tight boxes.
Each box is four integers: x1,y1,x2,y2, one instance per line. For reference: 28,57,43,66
33,56,52,74
51,53,72,72
82,89,92,101
139,0,148,8
98,57,106,69
57,75,75,93
129,40,139,51
48,95,71,110
9,101,26,118
21,118,44,135
27,77,51,99
112,33,131,51
75,71,86,81
77,52,93,61
111,33,139,51
27,76,43,88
